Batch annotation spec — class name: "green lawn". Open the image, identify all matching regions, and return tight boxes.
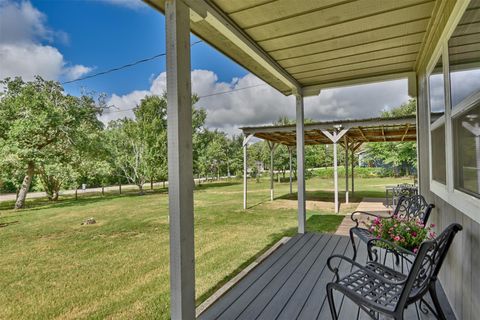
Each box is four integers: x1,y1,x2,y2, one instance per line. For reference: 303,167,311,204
0,176,412,319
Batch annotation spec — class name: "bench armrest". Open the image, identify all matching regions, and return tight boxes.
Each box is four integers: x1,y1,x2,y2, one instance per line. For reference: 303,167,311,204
350,211,392,228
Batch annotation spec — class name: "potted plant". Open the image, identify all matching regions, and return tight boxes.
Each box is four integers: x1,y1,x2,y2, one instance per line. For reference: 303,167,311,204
365,215,436,253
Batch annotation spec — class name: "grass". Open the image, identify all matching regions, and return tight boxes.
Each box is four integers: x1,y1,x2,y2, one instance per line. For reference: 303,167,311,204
0,176,412,319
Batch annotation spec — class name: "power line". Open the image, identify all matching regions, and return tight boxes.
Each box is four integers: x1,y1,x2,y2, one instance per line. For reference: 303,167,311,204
107,83,268,113
62,40,203,85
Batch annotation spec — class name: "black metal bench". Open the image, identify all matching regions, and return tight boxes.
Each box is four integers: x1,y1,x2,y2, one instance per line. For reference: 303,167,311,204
327,223,462,320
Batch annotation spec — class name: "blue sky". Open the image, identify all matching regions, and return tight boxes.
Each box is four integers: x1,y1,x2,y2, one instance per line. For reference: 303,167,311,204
0,0,410,135
32,0,248,96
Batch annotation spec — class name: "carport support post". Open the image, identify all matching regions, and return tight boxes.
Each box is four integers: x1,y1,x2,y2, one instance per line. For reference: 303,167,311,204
344,136,349,204
322,128,348,213
267,141,277,201
351,151,355,195
243,134,253,210
296,94,306,233
165,1,195,319
288,146,293,194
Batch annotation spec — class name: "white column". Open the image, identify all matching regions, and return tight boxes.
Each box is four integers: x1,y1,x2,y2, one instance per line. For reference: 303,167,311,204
333,139,339,213
243,134,253,210
296,94,306,233
322,129,348,214
351,151,355,195
165,1,195,319
289,147,293,194
243,143,248,210
344,136,349,204
268,141,276,201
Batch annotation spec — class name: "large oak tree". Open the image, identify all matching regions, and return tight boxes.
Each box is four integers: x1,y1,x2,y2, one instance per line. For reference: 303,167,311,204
0,77,102,208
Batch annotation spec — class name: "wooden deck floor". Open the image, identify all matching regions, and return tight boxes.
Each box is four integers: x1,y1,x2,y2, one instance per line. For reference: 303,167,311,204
198,233,454,320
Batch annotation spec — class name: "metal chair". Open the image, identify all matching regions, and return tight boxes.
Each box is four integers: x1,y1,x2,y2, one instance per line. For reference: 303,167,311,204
349,195,434,261
327,223,462,320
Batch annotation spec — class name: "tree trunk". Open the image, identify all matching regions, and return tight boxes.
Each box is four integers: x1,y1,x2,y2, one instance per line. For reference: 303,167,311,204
119,183,122,194
102,186,105,196
52,191,59,201
138,184,144,195
150,180,154,190
162,180,165,188
14,162,34,209
75,188,78,200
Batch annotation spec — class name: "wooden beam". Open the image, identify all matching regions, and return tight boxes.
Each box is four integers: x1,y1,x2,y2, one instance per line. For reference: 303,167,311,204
401,123,410,141
302,71,415,96
165,1,195,318
180,0,301,93
358,127,369,142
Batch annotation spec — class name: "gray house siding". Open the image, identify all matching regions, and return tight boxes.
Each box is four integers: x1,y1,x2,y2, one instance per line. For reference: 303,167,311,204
428,197,480,320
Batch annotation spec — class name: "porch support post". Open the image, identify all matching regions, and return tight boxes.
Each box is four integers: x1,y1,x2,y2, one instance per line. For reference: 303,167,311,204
296,93,306,233
322,128,349,213
344,136,349,204
243,134,254,210
267,141,277,201
288,146,293,194
165,1,195,319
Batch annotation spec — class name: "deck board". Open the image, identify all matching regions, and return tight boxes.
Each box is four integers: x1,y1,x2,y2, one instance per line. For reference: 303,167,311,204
198,233,454,320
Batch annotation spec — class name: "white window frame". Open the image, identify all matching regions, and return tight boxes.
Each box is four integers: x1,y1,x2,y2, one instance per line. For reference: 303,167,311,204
427,0,480,223
427,50,447,189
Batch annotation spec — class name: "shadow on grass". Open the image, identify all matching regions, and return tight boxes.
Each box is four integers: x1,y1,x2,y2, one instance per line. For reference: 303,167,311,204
0,188,168,212
306,214,344,233
0,220,19,228
196,226,297,305
278,190,385,203
196,214,344,306
194,181,241,191
0,181,243,213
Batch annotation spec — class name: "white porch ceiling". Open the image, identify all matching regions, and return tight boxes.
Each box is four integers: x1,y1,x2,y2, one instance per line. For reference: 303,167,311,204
145,0,441,95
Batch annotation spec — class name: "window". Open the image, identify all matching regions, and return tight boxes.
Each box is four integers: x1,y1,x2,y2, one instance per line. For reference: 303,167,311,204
449,1,480,198
431,124,447,184
429,55,446,184
453,104,480,197
429,55,445,121
448,2,480,108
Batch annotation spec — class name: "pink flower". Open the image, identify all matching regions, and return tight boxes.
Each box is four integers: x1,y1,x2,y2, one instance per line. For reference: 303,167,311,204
413,248,418,253
430,223,436,228
411,231,417,237
394,236,401,242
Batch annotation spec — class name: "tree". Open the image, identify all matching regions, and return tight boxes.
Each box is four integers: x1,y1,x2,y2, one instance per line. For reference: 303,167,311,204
364,99,417,176
0,77,102,208
107,119,149,194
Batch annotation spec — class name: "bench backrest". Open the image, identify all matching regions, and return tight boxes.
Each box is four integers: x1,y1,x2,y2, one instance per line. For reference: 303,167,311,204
397,223,462,310
394,195,434,225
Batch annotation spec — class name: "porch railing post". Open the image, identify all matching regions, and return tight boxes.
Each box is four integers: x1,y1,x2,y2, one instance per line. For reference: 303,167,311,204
296,94,306,234
165,1,195,319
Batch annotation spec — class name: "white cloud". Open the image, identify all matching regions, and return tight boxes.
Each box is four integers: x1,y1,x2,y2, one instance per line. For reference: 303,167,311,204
63,65,94,81
96,0,147,9
105,70,410,135
0,0,89,81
